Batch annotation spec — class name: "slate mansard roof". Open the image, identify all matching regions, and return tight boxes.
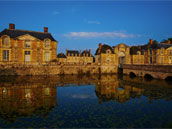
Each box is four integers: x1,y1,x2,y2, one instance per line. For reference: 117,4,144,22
141,42,172,50
67,50,80,56
57,53,66,58
130,46,144,55
95,44,114,55
0,29,56,42
81,50,92,57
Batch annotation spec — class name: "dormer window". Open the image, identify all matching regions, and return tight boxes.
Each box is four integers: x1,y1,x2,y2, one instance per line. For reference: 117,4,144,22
106,49,111,54
25,40,31,48
45,39,50,48
2,36,10,47
137,51,141,55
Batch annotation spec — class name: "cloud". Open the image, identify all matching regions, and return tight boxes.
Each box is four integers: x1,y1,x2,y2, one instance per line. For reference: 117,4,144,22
63,31,140,39
88,21,101,24
71,94,96,99
52,11,60,15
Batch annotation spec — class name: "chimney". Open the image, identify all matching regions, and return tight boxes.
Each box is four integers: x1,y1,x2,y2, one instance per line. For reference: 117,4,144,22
66,49,68,55
98,43,102,53
44,27,48,33
89,49,91,54
149,39,153,44
99,43,102,49
9,23,15,30
168,40,171,44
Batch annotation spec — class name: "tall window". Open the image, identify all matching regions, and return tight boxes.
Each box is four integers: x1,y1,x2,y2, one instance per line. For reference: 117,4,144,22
150,57,152,64
44,52,50,62
161,48,163,55
44,88,50,96
15,48,18,61
45,39,50,48
150,49,152,55
3,50,9,61
169,57,172,64
169,50,172,55
25,40,31,48
161,57,163,64
2,36,10,47
37,49,40,62
137,57,140,63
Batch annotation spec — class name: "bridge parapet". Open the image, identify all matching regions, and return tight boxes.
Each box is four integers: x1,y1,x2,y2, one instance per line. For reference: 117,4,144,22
123,64,172,73
123,64,172,79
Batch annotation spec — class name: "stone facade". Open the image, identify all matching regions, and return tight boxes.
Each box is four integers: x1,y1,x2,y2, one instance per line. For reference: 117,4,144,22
0,24,57,64
57,49,93,64
131,39,172,65
95,43,131,73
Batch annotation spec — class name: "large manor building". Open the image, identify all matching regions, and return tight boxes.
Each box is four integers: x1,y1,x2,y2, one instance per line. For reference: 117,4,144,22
94,39,172,69
0,24,57,64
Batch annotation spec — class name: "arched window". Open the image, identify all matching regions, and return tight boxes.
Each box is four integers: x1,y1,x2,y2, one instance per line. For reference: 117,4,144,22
2,36,10,47
137,51,141,55
106,49,111,54
44,39,50,48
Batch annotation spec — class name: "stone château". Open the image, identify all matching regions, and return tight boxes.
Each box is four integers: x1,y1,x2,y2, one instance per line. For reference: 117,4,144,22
0,23,172,79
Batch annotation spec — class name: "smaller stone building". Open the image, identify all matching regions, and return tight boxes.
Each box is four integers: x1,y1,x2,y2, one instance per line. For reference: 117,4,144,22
65,49,93,64
66,49,80,64
57,52,66,64
80,49,93,64
130,46,144,64
95,43,115,65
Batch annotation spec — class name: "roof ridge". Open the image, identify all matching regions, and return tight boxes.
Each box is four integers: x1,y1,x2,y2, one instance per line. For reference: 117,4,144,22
5,29,50,34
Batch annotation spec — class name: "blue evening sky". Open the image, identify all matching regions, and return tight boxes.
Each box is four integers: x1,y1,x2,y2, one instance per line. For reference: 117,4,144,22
0,1,172,55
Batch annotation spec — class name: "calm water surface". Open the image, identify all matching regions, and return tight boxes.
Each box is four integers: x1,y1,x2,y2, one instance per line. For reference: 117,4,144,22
0,75,172,128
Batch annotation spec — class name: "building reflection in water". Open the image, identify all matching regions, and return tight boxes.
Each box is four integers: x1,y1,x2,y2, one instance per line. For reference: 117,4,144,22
0,75,172,123
95,75,172,103
0,76,57,122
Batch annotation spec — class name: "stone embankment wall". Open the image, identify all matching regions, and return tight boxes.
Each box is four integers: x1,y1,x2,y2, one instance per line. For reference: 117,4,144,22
123,64,172,79
0,63,118,76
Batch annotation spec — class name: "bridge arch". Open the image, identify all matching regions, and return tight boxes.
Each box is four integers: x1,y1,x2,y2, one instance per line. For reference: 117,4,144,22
165,76,172,81
129,72,136,78
144,74,153,81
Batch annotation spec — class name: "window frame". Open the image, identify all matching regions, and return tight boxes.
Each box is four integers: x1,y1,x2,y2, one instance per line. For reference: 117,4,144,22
2,36,10,47
25,40,31,48
2,50,10,61
44,39,50,48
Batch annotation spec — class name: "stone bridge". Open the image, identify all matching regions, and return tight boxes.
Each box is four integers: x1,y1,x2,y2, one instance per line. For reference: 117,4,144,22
123,64,172,80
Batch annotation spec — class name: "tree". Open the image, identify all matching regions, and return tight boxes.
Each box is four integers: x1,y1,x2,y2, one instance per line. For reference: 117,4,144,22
168,38,172,44
160,39,168,43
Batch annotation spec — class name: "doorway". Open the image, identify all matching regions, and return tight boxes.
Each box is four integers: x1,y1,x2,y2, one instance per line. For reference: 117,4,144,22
118,51,125,68
25,51,31,62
